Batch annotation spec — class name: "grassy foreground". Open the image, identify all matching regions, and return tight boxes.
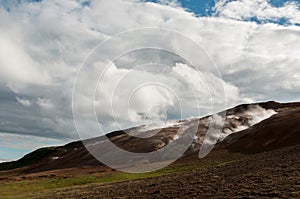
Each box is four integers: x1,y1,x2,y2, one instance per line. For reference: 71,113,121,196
0,159,222,199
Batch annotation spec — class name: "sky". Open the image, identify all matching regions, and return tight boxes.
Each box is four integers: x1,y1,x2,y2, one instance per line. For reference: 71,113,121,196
0,0,300,161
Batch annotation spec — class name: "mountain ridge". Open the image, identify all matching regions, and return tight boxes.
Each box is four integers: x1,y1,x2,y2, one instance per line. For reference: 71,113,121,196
0,101,299,176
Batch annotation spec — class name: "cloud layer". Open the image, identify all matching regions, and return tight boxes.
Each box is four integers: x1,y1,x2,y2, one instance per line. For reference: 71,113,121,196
0,0,299,158
214,0,300,24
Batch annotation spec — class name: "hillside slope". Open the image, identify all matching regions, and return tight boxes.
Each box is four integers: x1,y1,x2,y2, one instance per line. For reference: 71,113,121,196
0,101,299,176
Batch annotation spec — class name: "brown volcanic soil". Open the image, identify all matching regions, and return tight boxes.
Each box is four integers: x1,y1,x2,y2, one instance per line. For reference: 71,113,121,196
0,101,299,198
36,145,300,199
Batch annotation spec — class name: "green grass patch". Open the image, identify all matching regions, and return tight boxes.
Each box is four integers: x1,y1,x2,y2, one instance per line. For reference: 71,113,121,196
0,159,230,198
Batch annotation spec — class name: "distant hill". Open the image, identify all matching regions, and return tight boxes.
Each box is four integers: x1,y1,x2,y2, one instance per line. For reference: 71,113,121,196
0,101,299,176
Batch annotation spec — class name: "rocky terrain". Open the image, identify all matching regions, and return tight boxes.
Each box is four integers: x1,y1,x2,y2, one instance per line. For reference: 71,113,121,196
0,101,299,198
36,145,300,199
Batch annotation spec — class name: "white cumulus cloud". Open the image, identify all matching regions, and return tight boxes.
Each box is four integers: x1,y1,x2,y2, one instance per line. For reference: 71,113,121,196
214,0,300,24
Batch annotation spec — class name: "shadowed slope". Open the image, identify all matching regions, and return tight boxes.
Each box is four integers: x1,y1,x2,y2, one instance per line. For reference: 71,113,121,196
220,108,300,153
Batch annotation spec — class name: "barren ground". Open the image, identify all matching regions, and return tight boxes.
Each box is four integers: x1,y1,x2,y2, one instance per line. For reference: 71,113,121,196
1,145,298,199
